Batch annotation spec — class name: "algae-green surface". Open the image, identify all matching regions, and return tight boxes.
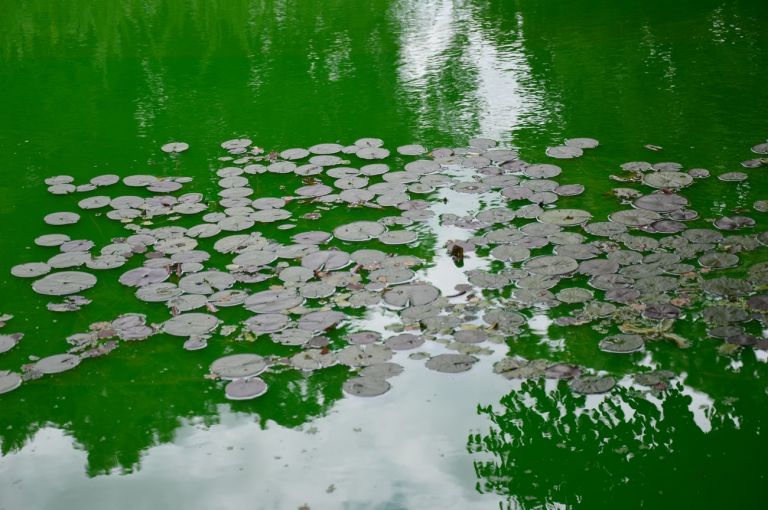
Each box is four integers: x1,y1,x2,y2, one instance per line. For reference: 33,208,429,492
1,1,767,509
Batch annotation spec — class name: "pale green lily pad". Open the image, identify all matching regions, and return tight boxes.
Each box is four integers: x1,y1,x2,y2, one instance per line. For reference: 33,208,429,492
211,354,267,380
225,377,268,400
599,334,644,353
426,353,478,373
33,354,81,374
0,371,22,394
162,313,219,336
569,375,616,394
343,376,390,397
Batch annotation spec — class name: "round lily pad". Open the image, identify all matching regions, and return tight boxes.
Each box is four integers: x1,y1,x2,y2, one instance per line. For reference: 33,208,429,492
343,376,391,397
280,148,310,160
546,146,583,159
337,344,393,367
425,354,478,373
360,362,404,379
569,375,616,394
33,354,81,374
245,289,303,313
309,143,343,155
348,331,382,345
718,172,748,182
44,212,80,226
11,262,51,278
378,230,418,245
0,371,22,394
225,377,268,400
642,171,693,189
162,313,219,336
383,283,439,307
32,271,97,296
539,209,592,226
397,144,427,156
524,164,562,178
453,329,488,344
599,334,644,353
211,354,267,380
302,250,350,271
0,333,22,354
610,209,662,226
565,137,599,149
544,364,582,379
714,216,755,230
334,221,385,241
699,252,739,268
298,310,345,332
245,314,289,333
523,256,578,276
384,333,424,350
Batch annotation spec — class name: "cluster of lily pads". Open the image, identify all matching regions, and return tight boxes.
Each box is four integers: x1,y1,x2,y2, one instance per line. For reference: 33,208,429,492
1,135,767,400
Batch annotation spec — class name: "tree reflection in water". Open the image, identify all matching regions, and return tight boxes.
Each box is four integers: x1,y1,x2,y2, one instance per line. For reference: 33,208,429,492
470,379,767,509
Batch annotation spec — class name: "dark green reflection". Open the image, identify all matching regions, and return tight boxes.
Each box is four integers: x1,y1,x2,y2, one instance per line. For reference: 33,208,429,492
471,379,768,509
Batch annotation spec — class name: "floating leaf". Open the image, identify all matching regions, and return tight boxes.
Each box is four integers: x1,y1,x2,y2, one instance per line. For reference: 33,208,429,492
162,313,219,336
334,221,385,241
211,354,267,380
33,354,81,374
546,146,583,159
384,333,424,350
343,376,391,397
0,371,22,394
32,271,97,296
642,171,693,189
425,353,478,373
599,334,644,353
569,375,616,394
565,137,599,149
225,377,268,400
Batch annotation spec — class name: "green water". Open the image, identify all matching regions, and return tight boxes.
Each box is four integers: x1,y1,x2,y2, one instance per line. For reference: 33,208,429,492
1,0,768,508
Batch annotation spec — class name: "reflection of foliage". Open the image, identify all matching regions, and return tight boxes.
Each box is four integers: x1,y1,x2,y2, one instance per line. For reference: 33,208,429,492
0,354,345,476
470,380,767,509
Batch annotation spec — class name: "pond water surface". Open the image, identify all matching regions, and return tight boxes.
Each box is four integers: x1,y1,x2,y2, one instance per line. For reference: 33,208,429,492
1,1,768,509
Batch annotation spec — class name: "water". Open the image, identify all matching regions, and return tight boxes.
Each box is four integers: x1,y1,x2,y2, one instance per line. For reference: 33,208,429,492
1,1,767,508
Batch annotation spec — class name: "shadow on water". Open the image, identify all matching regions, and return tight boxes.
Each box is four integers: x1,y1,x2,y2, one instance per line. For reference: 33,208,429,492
470,378,768,509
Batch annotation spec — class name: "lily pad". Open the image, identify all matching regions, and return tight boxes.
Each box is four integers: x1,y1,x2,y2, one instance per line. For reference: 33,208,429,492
565,137,599,149
334,221,385,241
384,333,424,350
425,353,478,373
33,354,81,374
0,371,22,394
225,377,268,400
211,354,267,380
44,212,80,226
523,256,578,276
360,362,404,379
383,283,440,307
298,310,345,332
32,271,97,296
546,146,583,159
0,333,23,354
337,344,393,367
569,375,616,394
599,334,644,353
11,262,51,278
245,289,303,313
342,376,391,397
245,313,289,333
162,313,219,336
642,171,693,189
